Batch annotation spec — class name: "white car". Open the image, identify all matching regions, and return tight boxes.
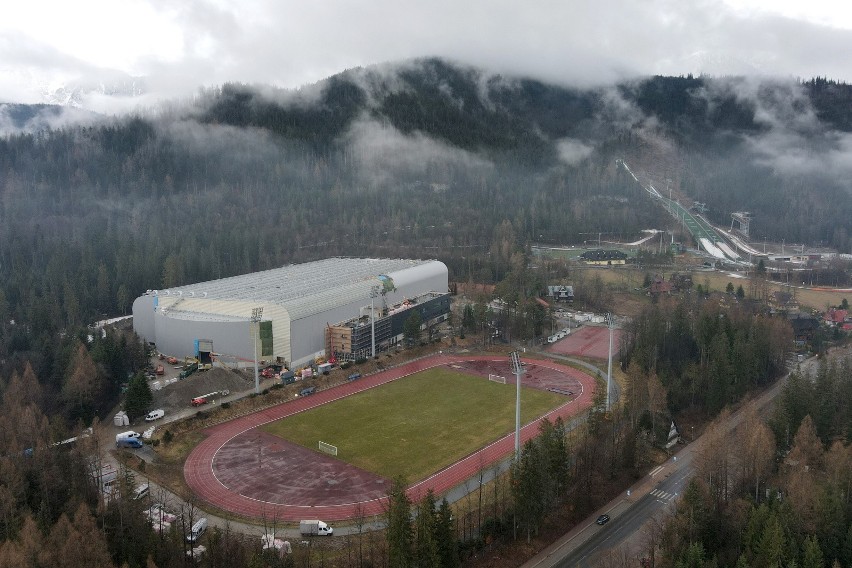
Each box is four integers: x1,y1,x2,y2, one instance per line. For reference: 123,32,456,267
145,409,165,422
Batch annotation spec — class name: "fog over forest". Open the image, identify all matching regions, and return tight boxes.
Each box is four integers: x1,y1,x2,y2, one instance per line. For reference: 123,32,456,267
1,56,852,568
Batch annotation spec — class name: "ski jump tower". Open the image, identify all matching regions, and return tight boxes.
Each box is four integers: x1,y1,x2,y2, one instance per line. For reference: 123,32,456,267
730,212,752,238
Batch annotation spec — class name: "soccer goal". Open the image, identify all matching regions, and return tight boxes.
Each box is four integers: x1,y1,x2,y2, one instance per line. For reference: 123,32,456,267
318,441,338,456
488,374,507,384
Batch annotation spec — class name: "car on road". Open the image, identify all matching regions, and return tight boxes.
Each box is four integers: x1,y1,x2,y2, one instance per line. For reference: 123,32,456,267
596,514,610,525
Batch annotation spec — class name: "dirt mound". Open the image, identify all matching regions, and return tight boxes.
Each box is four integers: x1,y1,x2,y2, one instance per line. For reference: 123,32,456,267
152,367,253,412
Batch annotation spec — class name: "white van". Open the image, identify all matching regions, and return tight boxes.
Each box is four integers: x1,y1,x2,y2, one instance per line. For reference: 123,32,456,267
187,518,208,543
145,409,165,422
132,483,150,500
115,431,140,443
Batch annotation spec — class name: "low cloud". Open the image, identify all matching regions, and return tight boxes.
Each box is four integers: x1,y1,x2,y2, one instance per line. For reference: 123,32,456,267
343,115,492,187
555,138,594,166
699,77,852,181
160,118,281,164
0,103,100,136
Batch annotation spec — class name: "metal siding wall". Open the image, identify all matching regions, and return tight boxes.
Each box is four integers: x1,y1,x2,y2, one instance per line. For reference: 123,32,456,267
287,265,447,367
153,314,251,361
131,296,156,341
290,300,365,366
383,263,448,307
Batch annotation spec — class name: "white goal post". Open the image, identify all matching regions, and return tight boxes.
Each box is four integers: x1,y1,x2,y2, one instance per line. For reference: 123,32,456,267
488,374,507,384
318,441,338,456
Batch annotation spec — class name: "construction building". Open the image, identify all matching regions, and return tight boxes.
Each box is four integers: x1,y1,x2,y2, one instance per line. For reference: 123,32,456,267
132,258,449,368
326,291,451,361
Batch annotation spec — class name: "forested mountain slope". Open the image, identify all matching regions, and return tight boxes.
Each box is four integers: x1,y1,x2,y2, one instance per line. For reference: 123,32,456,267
1,58,851,374
2,58,852,568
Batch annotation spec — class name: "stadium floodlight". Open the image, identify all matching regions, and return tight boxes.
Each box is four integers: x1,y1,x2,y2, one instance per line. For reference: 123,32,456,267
510,351,523,459
606,313,614,412
251,307,264,394
370,285,381,358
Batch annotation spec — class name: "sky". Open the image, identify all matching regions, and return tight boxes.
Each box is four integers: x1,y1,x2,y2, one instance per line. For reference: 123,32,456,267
2,0,852,111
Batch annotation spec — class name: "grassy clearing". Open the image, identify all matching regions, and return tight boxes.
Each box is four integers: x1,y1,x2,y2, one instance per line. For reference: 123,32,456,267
261,367,566,482
577,266,847,312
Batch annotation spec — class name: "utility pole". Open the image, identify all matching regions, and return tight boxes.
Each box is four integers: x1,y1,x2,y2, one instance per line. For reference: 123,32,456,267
510,351,523,459
251,307,263,394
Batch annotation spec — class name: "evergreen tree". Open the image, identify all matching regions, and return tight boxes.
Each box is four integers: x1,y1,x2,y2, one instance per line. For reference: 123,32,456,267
755,516,786,568
403,312,423,347
461,305,475,332
124,373,153,422
386,476,413,568
801,535,824,568
511,439,546,542
413,490,439,568
676,541,707,568
435,498,459,568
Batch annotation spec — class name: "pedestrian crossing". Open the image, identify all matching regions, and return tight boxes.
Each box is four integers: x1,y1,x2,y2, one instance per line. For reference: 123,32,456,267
650,489,676,502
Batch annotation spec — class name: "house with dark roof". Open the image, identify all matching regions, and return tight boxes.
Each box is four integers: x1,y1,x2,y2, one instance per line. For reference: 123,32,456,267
650,275,673,295
579,249,628,265
769,290,799,313
547,285,575,303
788,313,820,345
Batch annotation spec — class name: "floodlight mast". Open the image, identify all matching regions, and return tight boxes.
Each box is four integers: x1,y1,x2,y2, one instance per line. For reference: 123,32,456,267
510,351,523,459
251,307,264,394
370,285,381,359
606,313,614,412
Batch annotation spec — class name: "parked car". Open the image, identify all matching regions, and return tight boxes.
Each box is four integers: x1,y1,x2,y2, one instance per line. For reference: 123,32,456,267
299,386,316,397
596,514,610,525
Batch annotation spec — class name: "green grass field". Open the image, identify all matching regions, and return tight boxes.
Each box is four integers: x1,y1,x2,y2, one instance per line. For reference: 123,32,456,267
261,367,566,482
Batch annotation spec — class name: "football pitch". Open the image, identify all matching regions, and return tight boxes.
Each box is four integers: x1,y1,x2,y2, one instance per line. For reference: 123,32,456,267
261,367,567,482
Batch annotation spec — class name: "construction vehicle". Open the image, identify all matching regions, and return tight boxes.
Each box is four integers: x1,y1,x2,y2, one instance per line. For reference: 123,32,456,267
190,390,229,407
179,361,199,379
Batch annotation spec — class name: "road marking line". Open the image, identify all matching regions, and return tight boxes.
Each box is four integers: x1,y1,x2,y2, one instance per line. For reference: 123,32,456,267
649,465,664,477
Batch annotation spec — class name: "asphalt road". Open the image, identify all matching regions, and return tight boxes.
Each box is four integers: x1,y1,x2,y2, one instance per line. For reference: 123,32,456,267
523,354,820,568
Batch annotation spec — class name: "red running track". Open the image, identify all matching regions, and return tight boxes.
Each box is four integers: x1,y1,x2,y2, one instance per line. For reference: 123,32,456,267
184,354,596,521
547,325,622,359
